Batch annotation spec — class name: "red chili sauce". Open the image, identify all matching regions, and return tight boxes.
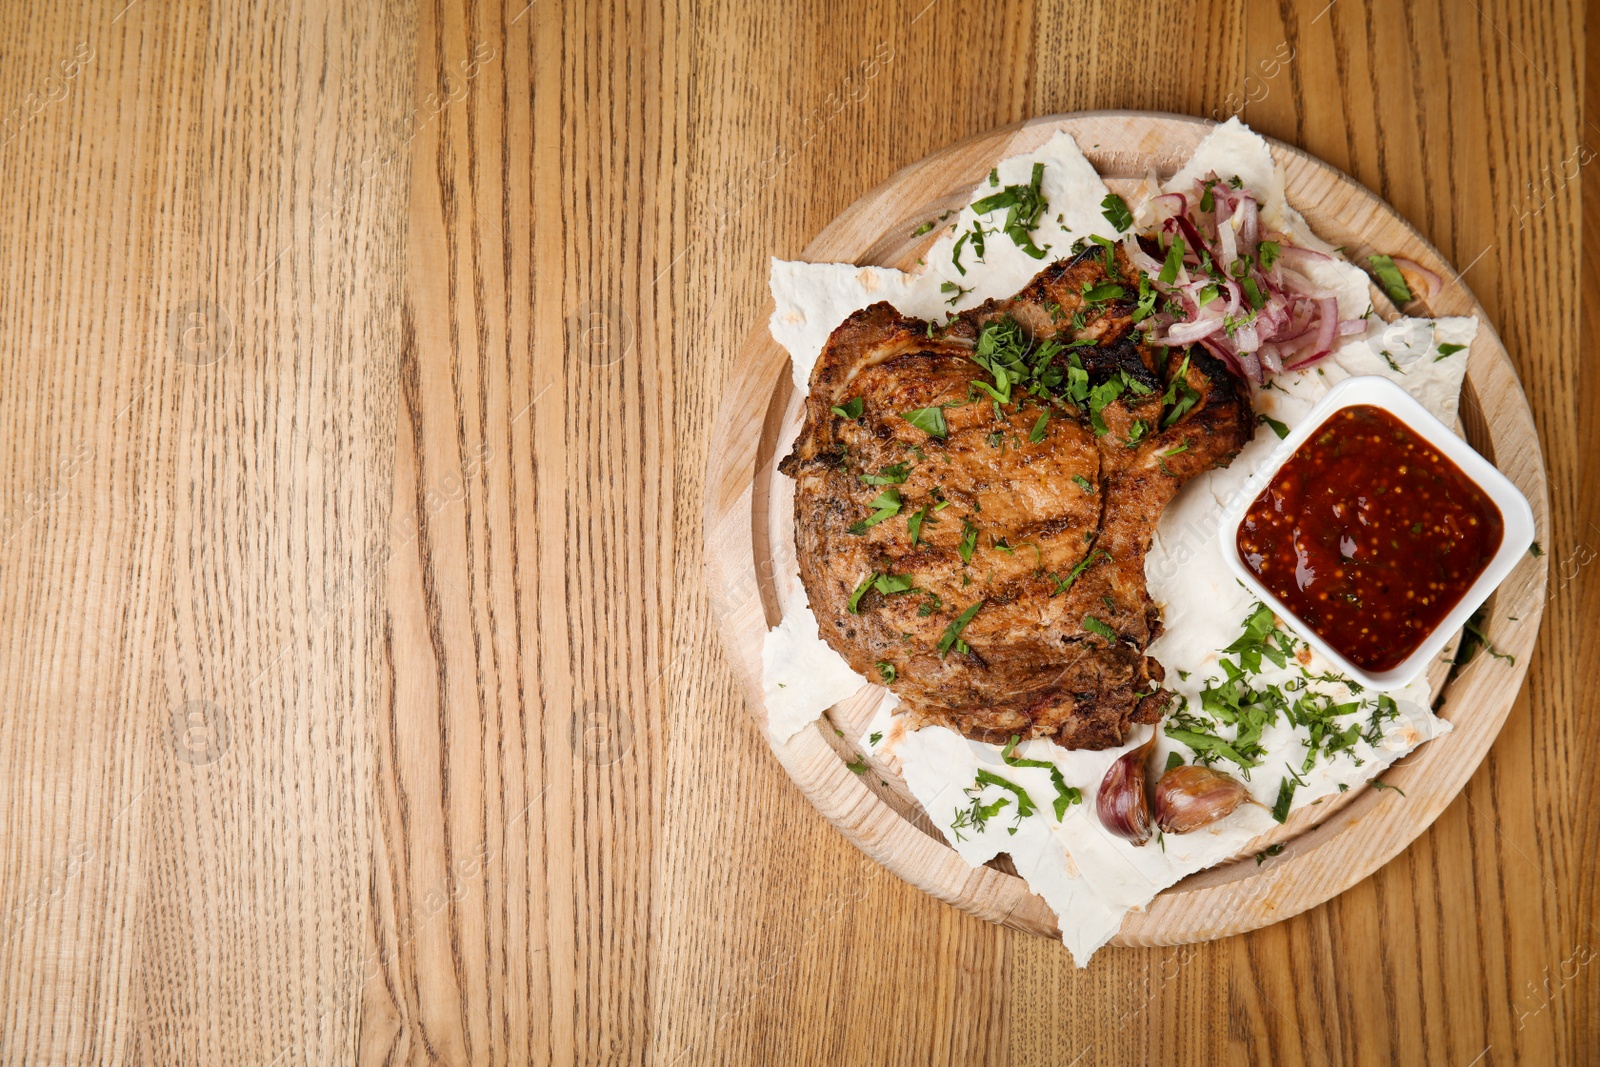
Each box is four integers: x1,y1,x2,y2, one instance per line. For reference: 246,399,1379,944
1236,404,1503,672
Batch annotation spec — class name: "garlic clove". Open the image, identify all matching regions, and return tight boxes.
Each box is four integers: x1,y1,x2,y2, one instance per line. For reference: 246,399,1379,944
1153,764,1252,834
1097,735,1156,845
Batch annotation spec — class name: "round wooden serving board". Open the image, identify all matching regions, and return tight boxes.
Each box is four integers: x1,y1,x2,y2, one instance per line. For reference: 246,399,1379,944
704,112,1550,946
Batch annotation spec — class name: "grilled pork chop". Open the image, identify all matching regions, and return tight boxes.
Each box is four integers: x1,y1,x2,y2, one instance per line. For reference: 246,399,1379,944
779,244,1253,749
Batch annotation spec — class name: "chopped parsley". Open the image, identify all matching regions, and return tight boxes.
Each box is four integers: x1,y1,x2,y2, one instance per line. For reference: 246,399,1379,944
1087,377,1125,436
1001,735,1083,819
1100,192,1134,232
1257,412,1290,439
1083,615,1117,642
1161,355,1198,428
901,406,949,438
1255,843,1286,864
1048,549,1108,596
968,162,1051,260
1159,235,1186,284
941,280,973,305
906,506,928,546
875,664,895,686
1081,281,1126,304
1131,273,1158,323
1367,254,1413,305
958,519,979,565
846,571,915,614
1271,777,1296,823
938,600,983,657
847,488,901,534
859,462,909,486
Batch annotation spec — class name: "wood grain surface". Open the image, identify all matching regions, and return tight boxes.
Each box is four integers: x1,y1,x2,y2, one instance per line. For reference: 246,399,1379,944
0,1,1592,1065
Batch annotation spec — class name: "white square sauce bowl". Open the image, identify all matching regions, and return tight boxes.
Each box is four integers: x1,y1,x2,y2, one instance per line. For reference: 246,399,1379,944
1215,374,1535,690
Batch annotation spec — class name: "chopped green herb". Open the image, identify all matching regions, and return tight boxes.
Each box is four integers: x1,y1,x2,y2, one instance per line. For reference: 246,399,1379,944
1049,549,1108,596
912,220,935,237
1083,615,1117,642
950,791,1008,841
847,573,878,613
969,162,1052,260
941,280,973,305
1029,410,1050,444
958,519,979,565
974,769,1036,827
1255,843,1286,865
1001,737,1086,821
1159,235,1186,285
1530,541,1544,558
1072,474,1094,494
1087,377,1125,436
1257,412,1290,439
1258,240,1281,271
831,397,864,419
845,756,867,774
907,506,927,546
847,488,901,535
859,462,909,486
901,406,949,438
1081,281,1126,304
874,663,895,686
1436,342,1466,356
1242,276,1266,310
1367,254,1413,305
938,600,984,657
1164,752,1185,773
1271,777,1296,822
1161,355,1199,428
1456,607,1515,666
1066,353,1090,403
1368,778,1406,796
1101,192,1134,232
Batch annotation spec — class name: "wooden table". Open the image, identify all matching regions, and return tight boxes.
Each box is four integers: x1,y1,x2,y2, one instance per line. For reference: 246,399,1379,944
0,1,1593,1063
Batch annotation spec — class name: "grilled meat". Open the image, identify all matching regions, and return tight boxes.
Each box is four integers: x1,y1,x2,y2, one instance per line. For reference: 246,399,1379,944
779,244,1253,749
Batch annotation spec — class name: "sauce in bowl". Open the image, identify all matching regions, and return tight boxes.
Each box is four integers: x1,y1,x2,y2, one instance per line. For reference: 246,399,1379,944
1236,404,1504,672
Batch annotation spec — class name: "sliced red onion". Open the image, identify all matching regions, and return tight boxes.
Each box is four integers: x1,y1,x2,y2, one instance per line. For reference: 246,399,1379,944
1237,196,1259,254
1217,215,1238,271
1275,244,1333,267
1121,235,1165,279
1165,318,1224,345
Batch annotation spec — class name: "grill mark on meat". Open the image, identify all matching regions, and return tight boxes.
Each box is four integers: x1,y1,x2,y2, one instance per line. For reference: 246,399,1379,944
783,248,1253,750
